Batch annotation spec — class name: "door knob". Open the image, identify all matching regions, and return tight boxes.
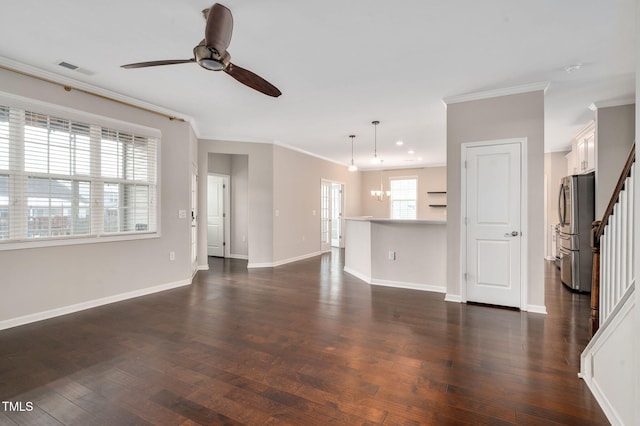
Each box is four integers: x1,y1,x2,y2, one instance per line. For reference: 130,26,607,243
504,231,519,237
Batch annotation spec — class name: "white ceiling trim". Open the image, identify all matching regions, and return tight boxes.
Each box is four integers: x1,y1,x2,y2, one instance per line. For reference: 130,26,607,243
588,97,636,110
0,56,195,128
442,81,550,106
273,140,348,167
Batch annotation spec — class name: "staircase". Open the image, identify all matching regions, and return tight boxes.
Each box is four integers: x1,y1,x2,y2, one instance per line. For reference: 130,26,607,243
580,144,637,425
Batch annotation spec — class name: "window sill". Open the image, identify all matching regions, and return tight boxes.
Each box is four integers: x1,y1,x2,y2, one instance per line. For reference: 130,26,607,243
0,232,160,251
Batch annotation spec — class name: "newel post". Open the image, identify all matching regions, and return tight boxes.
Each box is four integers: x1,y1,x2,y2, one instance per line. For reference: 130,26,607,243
590,220,601,336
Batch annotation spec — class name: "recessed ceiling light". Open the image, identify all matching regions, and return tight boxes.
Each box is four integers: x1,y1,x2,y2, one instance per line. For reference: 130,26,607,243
417,157,423,161
396,140,404,146
408,150,415,155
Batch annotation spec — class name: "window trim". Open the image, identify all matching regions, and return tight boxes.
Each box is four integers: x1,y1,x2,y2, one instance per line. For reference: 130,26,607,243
0,91,162,251
389,176,418,220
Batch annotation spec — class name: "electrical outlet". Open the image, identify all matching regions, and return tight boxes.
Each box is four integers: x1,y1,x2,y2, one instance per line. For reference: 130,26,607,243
169,251,175,261
178,210,187,219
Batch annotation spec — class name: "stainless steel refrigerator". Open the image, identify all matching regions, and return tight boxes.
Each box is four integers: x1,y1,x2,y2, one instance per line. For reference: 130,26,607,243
557,172,595,292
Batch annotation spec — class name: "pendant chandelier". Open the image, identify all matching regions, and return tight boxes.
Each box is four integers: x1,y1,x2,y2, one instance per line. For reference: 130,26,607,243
369,120,390,200
370,162,391,201
347,134,358,172
370,120,382,165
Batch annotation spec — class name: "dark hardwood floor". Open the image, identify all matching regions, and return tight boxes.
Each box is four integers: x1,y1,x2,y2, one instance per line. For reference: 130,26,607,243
0,251,608,425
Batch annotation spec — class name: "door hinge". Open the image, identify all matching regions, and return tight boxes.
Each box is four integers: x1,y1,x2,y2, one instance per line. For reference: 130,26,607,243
223,242,226,246
223,184,226,189
464,272,467,280
464,160,468,169
223,213,226,218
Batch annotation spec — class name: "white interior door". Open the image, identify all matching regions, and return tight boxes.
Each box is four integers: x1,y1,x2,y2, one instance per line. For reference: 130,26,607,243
207,175,225,257
321,180,331,252
191,165,198,272
331,183,343,247
321,180,344,251
465,142,522,308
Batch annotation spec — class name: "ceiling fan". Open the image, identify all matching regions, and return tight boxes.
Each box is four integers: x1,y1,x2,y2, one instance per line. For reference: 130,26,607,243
121,3,281,97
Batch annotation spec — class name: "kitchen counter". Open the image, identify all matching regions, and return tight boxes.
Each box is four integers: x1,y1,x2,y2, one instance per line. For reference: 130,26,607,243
344,218,446,293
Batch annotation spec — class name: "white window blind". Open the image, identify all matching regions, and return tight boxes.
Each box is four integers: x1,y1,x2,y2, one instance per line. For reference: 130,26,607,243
0,103,158,246
390,178,417,219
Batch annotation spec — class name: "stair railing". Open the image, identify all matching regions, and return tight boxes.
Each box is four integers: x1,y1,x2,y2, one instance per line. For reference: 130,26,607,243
590,143,635,335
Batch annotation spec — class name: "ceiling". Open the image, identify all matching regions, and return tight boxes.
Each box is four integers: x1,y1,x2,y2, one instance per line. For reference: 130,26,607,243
0,1,635,169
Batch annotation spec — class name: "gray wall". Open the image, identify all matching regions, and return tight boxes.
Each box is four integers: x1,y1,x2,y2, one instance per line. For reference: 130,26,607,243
595,104,635,219
446,90,545,309
0,68,195,324
272,145,362,263
208,153,232,175
230,155,249,257
360,167,447,221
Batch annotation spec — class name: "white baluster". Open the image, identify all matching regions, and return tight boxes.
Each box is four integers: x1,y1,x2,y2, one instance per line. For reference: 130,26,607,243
628,165,635,287
614,202,622,305
619,182,628,295
601,227,609,322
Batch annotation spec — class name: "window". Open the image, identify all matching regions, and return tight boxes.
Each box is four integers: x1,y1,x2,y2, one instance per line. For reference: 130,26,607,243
390,178,417,219
0,100,158,248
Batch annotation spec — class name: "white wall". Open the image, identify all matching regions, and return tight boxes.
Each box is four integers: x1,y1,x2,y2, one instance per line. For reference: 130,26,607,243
360,167,447,221
446,90,545,310
0,68,195,327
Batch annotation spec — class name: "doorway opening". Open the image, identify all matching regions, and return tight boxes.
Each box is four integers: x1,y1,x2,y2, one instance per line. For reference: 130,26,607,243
321,180,344,252
207,174,230,258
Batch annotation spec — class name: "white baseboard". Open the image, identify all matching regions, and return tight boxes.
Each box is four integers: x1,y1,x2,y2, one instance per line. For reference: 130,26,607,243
228,254,248,260
247,251,322,268
526,304,548,314
343,267,371,284
197,264,209,271
0,278,192,331
445,293,462,303
370,278,446,294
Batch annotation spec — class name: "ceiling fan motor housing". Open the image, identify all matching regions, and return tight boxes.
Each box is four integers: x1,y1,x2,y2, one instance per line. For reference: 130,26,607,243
193,43,230,71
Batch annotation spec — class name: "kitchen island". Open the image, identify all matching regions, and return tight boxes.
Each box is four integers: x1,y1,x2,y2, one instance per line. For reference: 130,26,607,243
344,218,447,293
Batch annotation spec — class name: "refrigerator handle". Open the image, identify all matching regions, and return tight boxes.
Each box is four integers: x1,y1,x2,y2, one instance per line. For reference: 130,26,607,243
558,183,565,227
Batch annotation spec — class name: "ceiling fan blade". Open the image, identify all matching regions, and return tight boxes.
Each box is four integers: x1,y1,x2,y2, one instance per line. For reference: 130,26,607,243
225,63,282,97
121,59,195,69
205,3,233,55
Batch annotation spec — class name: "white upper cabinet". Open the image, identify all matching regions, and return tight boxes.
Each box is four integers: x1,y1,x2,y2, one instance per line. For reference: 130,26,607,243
567,121,595,175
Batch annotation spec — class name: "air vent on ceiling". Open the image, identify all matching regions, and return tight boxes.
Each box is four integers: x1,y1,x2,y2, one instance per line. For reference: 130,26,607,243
58,61,78,70
56,61,95,76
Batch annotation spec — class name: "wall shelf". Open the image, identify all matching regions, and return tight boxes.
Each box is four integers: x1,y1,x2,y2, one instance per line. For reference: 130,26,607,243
429,204,447,208
427,191,447,194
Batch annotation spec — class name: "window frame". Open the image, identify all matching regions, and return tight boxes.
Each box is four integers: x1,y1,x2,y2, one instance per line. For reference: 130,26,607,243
0,91,161,251
389,176,418,220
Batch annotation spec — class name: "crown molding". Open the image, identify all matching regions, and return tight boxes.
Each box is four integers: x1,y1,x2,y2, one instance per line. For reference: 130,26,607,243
443,81,550,106
0,56,196,128
588,97,636,111
272,140,347,167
